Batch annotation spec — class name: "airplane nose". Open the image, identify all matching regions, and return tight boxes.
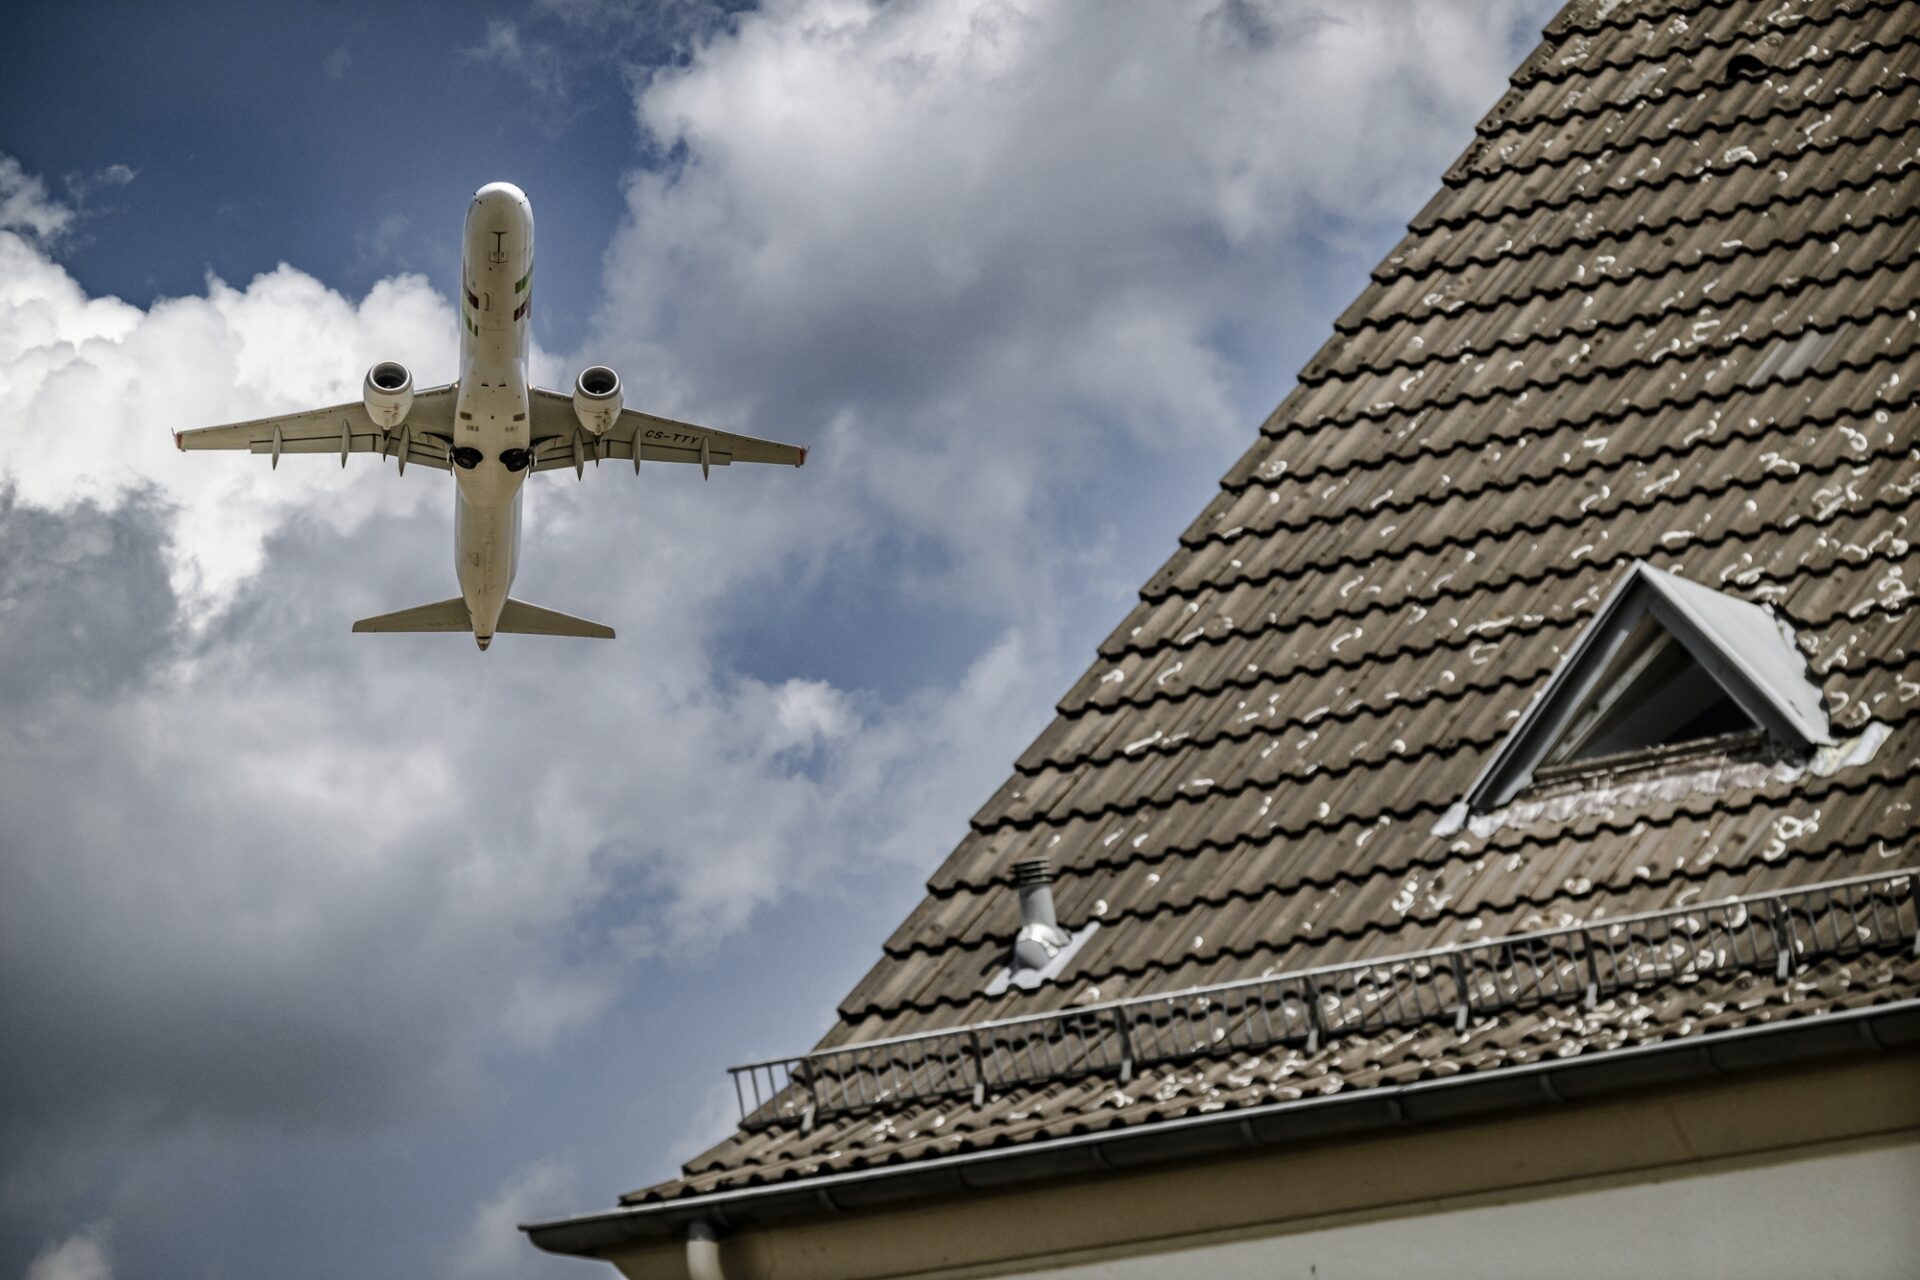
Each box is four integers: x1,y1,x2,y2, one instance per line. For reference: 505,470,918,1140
473,181,527,207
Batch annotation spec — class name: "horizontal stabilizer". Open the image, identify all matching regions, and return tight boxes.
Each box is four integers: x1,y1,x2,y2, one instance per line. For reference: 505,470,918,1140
496,599,615,639
352,597,473,633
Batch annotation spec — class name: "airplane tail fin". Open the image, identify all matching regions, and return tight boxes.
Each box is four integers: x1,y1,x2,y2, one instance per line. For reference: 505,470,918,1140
352,597,474,633
496,598,616,639
350,597,613,643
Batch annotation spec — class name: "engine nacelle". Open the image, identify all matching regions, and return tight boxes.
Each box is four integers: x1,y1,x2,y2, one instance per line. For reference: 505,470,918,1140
363,361,414,430
572,365,622,435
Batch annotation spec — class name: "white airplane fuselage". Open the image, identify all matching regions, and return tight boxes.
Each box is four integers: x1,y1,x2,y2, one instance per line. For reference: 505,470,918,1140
175,181,807,645
454,181,536,648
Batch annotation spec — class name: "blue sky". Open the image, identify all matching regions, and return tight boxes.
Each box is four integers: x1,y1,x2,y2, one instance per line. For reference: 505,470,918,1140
0,2,1556,1277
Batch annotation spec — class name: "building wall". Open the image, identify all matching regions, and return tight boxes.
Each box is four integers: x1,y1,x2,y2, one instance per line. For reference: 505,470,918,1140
599,1052,1920,1280
1028,1134,1920,1280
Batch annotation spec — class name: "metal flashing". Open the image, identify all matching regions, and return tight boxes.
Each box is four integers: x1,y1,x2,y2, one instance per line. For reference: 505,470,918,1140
985,921,1101,997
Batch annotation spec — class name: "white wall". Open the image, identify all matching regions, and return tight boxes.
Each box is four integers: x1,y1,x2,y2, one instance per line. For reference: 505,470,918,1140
1029,1137,1920,1280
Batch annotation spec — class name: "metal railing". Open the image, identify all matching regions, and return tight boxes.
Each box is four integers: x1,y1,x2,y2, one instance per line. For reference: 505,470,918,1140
727,869,1919,1130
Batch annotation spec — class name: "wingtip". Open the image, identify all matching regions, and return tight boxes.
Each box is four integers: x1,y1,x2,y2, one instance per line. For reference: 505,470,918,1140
173,430,183,451
797,445,808,467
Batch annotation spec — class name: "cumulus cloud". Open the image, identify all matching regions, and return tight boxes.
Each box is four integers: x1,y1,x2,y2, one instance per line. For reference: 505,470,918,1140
466,20,569,99
450,1160,576,1279
0,230,457,608
25,1224,113,1280
664,1081,745,1172
591,0,1542,614
0,153,137,250
0,154,74,245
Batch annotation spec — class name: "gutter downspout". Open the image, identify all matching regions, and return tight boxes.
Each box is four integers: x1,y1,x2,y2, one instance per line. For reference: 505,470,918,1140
686,1221,724,1280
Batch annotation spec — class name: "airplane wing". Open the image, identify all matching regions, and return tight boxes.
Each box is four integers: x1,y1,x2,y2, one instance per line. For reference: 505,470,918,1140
526,388,807,478
175,385,458,472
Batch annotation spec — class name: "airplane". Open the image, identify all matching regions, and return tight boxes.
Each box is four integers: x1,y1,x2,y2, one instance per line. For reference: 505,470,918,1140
175,181,807,649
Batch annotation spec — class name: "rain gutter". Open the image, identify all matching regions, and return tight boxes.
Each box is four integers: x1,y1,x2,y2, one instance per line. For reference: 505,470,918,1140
523,996,1920,1257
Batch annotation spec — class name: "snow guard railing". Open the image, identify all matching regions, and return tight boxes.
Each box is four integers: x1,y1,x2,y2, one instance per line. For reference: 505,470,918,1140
728,869,1919,1130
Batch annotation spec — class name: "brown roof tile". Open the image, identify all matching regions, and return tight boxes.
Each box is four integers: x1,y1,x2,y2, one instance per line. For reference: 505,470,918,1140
641,950,1920,1203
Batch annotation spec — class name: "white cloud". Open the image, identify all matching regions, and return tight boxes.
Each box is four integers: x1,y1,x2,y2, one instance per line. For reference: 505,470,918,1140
86,164,136,191
466,20,567,99
0,154,74,245
0,154,138,250
355,212,412,269
771,678,852,750
25,1224,112,1280
664,1081,745,1173
450,1159,576,1279
591,0,1542,614
0,233,456,609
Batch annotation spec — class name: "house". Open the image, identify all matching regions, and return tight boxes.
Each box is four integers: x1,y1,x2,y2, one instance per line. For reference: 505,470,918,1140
526,0,1920,1274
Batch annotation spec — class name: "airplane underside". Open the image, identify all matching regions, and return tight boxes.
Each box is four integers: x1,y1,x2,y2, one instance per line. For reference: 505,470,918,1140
173,181,806,647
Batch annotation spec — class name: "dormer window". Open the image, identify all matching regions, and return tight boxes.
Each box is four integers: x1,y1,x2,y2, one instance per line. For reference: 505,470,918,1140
1532,613,1757,776
1441,562,1833,830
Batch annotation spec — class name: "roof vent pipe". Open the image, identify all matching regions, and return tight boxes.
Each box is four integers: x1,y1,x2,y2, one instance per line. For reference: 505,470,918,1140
1012,859,1072,971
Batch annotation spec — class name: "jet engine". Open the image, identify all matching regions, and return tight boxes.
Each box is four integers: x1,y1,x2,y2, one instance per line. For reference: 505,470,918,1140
363,361,414,429
572,365,622,435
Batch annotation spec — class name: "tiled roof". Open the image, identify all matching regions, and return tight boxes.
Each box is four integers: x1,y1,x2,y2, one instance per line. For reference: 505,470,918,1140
652,950,1919,1201
637,0,1920,1204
